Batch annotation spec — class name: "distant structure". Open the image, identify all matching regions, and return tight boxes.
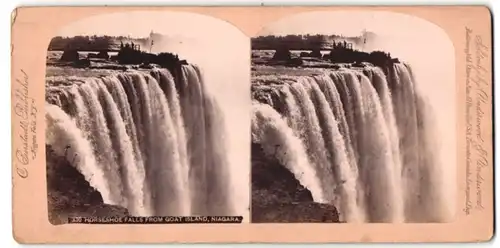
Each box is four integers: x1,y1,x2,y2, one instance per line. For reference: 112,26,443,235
332,40,353,50
147,30,164,53
360,29,377,52
149,30,155,53
120,40,141,51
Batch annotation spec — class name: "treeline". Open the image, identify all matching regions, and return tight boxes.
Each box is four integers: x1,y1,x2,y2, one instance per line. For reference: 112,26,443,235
270,46,398,70
252,34,363,50
48,35,149,51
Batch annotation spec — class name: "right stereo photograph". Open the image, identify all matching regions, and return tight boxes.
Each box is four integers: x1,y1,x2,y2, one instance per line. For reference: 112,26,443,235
250,10,456,223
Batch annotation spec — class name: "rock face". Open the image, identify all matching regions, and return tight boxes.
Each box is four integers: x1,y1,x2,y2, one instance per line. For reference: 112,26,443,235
97,51,110,60
328,49,395,69
60,49,80,62
116,45,187,73
251,143,340,223
46,145,129,225
310,48,322,58
272,48,292,61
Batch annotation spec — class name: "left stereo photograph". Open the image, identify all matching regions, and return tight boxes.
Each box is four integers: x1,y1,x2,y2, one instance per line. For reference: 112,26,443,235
44,11,251,225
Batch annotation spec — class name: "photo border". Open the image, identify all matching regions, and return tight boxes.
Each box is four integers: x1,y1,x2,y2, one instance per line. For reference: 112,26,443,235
11,6,493,243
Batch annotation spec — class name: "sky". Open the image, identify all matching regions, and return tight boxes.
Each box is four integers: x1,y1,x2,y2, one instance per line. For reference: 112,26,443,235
58,11,225,39
57,11,251,219
258,11,376,37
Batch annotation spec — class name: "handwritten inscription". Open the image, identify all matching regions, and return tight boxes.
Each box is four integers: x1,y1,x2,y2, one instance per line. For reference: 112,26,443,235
464,27,490,215
13,69,38,179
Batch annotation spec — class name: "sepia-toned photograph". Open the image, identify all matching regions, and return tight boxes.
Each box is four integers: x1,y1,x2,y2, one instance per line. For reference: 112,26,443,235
44,11,251,224
250,11,457,223
11,5,493,243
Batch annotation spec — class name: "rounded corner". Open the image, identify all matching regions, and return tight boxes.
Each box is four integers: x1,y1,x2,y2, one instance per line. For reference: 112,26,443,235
483,224,496,242
479,5,493,22
12,226,27,245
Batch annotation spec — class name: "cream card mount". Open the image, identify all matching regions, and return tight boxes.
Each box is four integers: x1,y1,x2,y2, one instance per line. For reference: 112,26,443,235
11,6,493,243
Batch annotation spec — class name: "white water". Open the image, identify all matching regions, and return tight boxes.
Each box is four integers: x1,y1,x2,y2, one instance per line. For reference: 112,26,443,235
251,101,326,203
45,65,241,217
251,64,451,223
45,103,112,204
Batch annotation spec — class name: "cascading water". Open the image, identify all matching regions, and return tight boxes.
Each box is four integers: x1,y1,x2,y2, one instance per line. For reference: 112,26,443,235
45,64,240,217
252,101,326,204
251,63,451,223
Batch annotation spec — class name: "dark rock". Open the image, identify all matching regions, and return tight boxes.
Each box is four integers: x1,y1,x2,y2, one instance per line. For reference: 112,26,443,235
97,51,110,60
46,145,129,225
139,63,159,69
87,53,98,59
352,61,374,68
74,58,91,68
251,143,340,223
252,198,340,223
287,57,304,67
60,49,80,62
328,48,397,69
88,51,109,60
309,48,322,58
115,45,186,72
252,142,313,202
268,48,305,67
272,47,292,61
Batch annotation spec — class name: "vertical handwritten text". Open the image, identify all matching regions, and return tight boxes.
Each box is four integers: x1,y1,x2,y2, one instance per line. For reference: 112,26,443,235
13,69,38,179
463,27,490,215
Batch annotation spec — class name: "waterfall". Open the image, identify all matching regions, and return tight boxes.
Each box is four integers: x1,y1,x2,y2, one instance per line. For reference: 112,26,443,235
46,103,112,204
251,101,325,203
252,64,450,223
45,64,239,217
